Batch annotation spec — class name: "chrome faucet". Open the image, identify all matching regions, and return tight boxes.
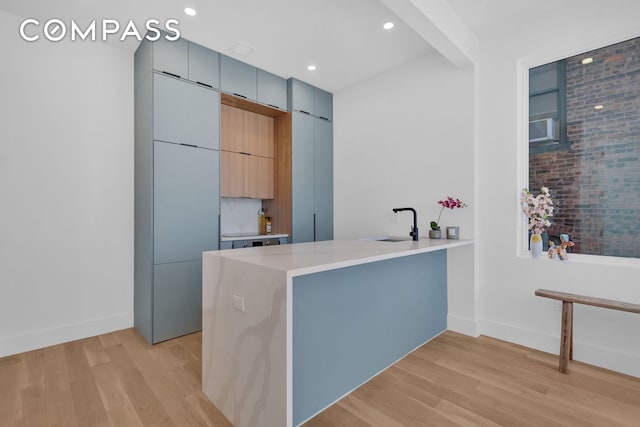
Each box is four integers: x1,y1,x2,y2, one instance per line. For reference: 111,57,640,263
392,207,419,241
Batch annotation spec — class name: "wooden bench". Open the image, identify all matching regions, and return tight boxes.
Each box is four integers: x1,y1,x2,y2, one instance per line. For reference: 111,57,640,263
535,289,640,374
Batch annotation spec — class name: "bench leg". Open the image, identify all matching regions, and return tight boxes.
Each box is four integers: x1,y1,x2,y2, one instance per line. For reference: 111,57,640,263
559,301,573,374
569,306,574,361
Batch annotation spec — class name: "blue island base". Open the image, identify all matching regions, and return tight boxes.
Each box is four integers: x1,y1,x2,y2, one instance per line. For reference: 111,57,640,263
292,250,447,425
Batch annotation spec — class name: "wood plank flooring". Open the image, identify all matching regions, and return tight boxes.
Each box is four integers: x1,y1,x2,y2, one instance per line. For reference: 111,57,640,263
2,329,639,426
305,332,640,427
0,328,232,427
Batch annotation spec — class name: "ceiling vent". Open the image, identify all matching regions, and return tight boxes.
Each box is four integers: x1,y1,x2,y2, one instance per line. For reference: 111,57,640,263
229,41,256,57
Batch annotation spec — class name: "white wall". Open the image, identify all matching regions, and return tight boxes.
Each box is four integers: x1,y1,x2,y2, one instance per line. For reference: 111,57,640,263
0,9,134,357
477,2,640,377
333,52,477,334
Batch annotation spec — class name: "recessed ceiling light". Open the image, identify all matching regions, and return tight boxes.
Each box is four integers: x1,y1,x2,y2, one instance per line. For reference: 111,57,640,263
594,104,604,110
307,65,316,71
582,57,594,65
184,7,197,16
383,22,394,30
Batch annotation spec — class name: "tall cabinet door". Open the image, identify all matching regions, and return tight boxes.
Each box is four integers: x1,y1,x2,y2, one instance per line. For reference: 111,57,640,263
291,113,315,243
153,141,220,264
314,119,333,241
153,73,220,150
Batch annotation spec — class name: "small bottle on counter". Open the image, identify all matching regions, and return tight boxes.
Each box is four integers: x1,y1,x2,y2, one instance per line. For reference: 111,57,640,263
258,209,265,234
265,217,272,234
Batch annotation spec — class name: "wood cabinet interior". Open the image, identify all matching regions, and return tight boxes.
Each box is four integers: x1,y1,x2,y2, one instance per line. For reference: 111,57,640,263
220,94,292,230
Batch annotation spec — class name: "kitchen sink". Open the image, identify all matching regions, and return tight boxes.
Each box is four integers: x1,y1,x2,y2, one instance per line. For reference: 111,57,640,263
376,238,408,242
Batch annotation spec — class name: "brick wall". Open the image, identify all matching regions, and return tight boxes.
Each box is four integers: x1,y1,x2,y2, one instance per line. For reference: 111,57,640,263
530,37,640,257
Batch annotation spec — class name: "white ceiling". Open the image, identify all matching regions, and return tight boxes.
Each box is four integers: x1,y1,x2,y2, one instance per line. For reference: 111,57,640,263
0,0,553,92
447,0,560,33
0,0,443,93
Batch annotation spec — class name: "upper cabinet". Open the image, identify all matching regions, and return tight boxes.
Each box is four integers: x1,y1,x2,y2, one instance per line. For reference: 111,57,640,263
288,79,314,115
257,70,287,110
188,42,220,89
136,36,220,89
287,78,333,122
314,87,333,122
221,104,274,157
152,37,189,79
220,55,257,101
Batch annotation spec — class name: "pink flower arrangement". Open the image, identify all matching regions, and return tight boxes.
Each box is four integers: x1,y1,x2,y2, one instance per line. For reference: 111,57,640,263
430,196,468,231
521,186,553,235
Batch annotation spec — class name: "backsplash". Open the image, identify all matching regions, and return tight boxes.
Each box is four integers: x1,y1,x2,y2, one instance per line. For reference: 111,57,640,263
220,198,262,235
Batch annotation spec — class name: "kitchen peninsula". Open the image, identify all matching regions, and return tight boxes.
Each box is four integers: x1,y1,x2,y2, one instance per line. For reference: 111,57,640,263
202,238,472,427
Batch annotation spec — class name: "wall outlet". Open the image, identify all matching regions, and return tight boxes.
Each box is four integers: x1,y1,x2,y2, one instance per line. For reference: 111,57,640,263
233,294,245,312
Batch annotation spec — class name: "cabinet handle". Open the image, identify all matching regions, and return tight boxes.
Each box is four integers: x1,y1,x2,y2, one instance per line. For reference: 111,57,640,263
239,152,251,156
233,93,247,99
299,110,311,115
180,143,198,148
196,81,213,88
162,71,181,79
313,213,316,242
319,116,330,121
267,104,280,109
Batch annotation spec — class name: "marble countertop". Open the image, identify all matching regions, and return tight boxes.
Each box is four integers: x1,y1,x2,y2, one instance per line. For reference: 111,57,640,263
207,237,473,277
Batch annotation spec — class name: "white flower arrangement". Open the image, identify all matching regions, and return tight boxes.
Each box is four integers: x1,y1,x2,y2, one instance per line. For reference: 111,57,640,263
521,186,553,235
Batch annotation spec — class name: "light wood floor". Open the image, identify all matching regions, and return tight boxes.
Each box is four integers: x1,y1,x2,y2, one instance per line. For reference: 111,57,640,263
2,329,639,427
305,332,640,427
0,328,232,427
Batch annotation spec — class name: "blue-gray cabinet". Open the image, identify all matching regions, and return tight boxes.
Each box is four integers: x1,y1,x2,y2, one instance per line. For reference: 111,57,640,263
153,260,202,343
134,36,220,88
221,55,257,100
153,141,220,264
289,78,333,243
292,113,315,243
288,79,314,114
313,119,334,241
188,42,220,89
288,78,334,122
135,38,221,345
291,112,334,243
154,73,220,150
152,37,189,78
257,69,287,110
314,87,333,122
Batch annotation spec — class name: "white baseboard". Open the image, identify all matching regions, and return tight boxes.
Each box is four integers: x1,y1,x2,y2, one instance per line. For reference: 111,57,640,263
479,319,640,378
447,314,479,337
0,312,133,358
